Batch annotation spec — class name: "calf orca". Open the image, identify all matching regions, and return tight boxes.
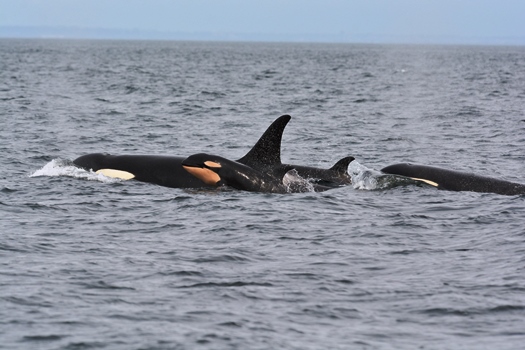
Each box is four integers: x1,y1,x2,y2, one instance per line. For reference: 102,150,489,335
73,115,354,189
182,153,333,193
381,163,525,196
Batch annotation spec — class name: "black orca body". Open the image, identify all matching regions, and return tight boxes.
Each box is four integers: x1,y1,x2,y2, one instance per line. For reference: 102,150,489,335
236,115,353,187
73,153,207,188
182,153,333,193
381,163,525,196
72,115,295,188
276,158,353,187
73,115,354,190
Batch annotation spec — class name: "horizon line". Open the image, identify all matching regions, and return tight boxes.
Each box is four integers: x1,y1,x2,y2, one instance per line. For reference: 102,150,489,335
1,26,525,46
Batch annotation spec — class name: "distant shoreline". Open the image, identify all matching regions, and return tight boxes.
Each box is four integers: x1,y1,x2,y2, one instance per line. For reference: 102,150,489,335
1,26,524,46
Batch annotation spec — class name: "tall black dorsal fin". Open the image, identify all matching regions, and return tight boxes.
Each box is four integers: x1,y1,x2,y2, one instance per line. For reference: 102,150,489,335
330,156,355,174
237,115,291,168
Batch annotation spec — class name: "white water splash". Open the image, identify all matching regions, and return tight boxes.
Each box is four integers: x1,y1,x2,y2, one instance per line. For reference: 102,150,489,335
283,169,316,193
30,159,122,184
348,161,384,190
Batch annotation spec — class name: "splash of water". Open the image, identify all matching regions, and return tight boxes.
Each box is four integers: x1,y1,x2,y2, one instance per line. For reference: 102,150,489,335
348,161,384,190
30,159,122,184
282,169,316,193
349,161,429,191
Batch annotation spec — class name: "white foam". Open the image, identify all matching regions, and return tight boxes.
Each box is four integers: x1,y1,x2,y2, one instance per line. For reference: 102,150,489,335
283,169,316,193
349,161,383,190
30,159,122,183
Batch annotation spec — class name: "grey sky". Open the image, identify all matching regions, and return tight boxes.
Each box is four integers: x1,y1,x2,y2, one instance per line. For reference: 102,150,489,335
1,0,524,44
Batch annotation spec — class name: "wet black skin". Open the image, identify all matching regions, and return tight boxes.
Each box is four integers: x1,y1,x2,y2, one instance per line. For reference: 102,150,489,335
73,153,207,188
381,163,525,196
236,115,353,187
182,153,334,193
73,115,355,189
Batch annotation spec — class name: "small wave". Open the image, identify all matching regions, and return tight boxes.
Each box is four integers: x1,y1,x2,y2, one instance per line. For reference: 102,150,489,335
29,159,123,184
78,280,135,290
192,254,251,263
178,281,273,289
22,334,64,342
1,187,17,193
417,304,525,317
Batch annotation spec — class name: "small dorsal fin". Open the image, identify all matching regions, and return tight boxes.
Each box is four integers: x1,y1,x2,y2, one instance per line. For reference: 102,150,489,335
330,156,354,174
237,115,291,168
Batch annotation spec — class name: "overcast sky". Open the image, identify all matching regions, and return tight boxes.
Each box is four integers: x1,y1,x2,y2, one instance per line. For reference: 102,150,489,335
1,0,524,44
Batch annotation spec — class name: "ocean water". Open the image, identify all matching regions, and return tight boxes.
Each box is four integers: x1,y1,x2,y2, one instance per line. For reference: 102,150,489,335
1,39,525,349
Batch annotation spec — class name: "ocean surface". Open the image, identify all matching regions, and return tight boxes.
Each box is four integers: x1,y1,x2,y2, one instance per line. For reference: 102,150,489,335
1,39,525,349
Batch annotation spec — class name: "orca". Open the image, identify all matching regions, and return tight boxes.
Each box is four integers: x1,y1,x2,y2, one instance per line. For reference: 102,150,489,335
381,163,525,196
236,115,353,187
73,115,355,189
73,153,207,188
182,153,333,193
72,115,292,188
274,157,354,187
